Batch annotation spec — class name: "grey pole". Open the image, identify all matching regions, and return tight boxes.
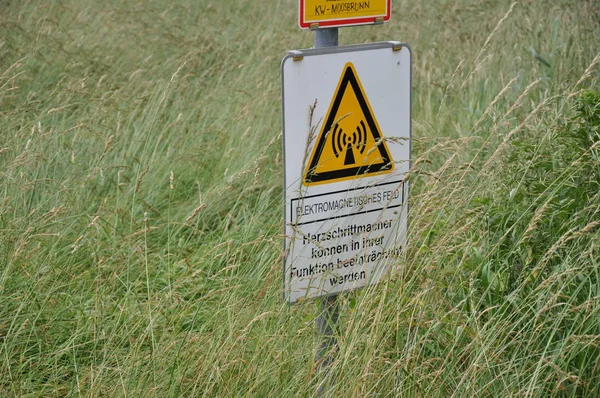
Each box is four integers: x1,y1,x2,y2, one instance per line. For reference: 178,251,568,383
316,294,339,382
314,27,339,396
314,27,338,48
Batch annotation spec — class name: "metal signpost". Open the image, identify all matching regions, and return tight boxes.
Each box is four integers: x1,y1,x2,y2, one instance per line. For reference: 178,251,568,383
312,28,339,392
283,3,410,394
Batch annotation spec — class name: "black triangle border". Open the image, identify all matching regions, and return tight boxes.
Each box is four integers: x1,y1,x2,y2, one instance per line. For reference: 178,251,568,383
305,64,392,184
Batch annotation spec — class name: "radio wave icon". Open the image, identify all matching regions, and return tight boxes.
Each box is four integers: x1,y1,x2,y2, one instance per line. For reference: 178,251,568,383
331,120,367,165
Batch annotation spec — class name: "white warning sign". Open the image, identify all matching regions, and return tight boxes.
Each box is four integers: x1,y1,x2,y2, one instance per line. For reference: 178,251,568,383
282,42,411,303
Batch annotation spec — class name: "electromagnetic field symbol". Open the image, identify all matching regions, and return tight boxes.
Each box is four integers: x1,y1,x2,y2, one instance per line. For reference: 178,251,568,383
304,62,394,186
331,120,368,166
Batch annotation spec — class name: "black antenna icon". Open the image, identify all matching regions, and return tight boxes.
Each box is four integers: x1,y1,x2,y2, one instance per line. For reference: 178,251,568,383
331,120,367,165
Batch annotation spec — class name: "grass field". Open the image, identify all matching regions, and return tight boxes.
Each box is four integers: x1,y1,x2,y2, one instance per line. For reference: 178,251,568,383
1,0,599,396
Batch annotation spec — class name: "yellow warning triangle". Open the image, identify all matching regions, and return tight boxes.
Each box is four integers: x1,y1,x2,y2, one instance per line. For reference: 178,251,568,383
304,62,394,186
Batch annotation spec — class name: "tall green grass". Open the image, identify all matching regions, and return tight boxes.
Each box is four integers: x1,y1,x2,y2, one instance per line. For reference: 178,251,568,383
1,0,599,396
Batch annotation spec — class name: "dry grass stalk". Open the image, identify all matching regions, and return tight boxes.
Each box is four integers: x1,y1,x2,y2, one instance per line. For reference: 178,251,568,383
135,165,150,193
538,219,600,267
184,203,207,224
462,2,518,88
483,95,553,169
568,52,600,99
438,60,465,116
470,75,519,134
521,197,552,242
